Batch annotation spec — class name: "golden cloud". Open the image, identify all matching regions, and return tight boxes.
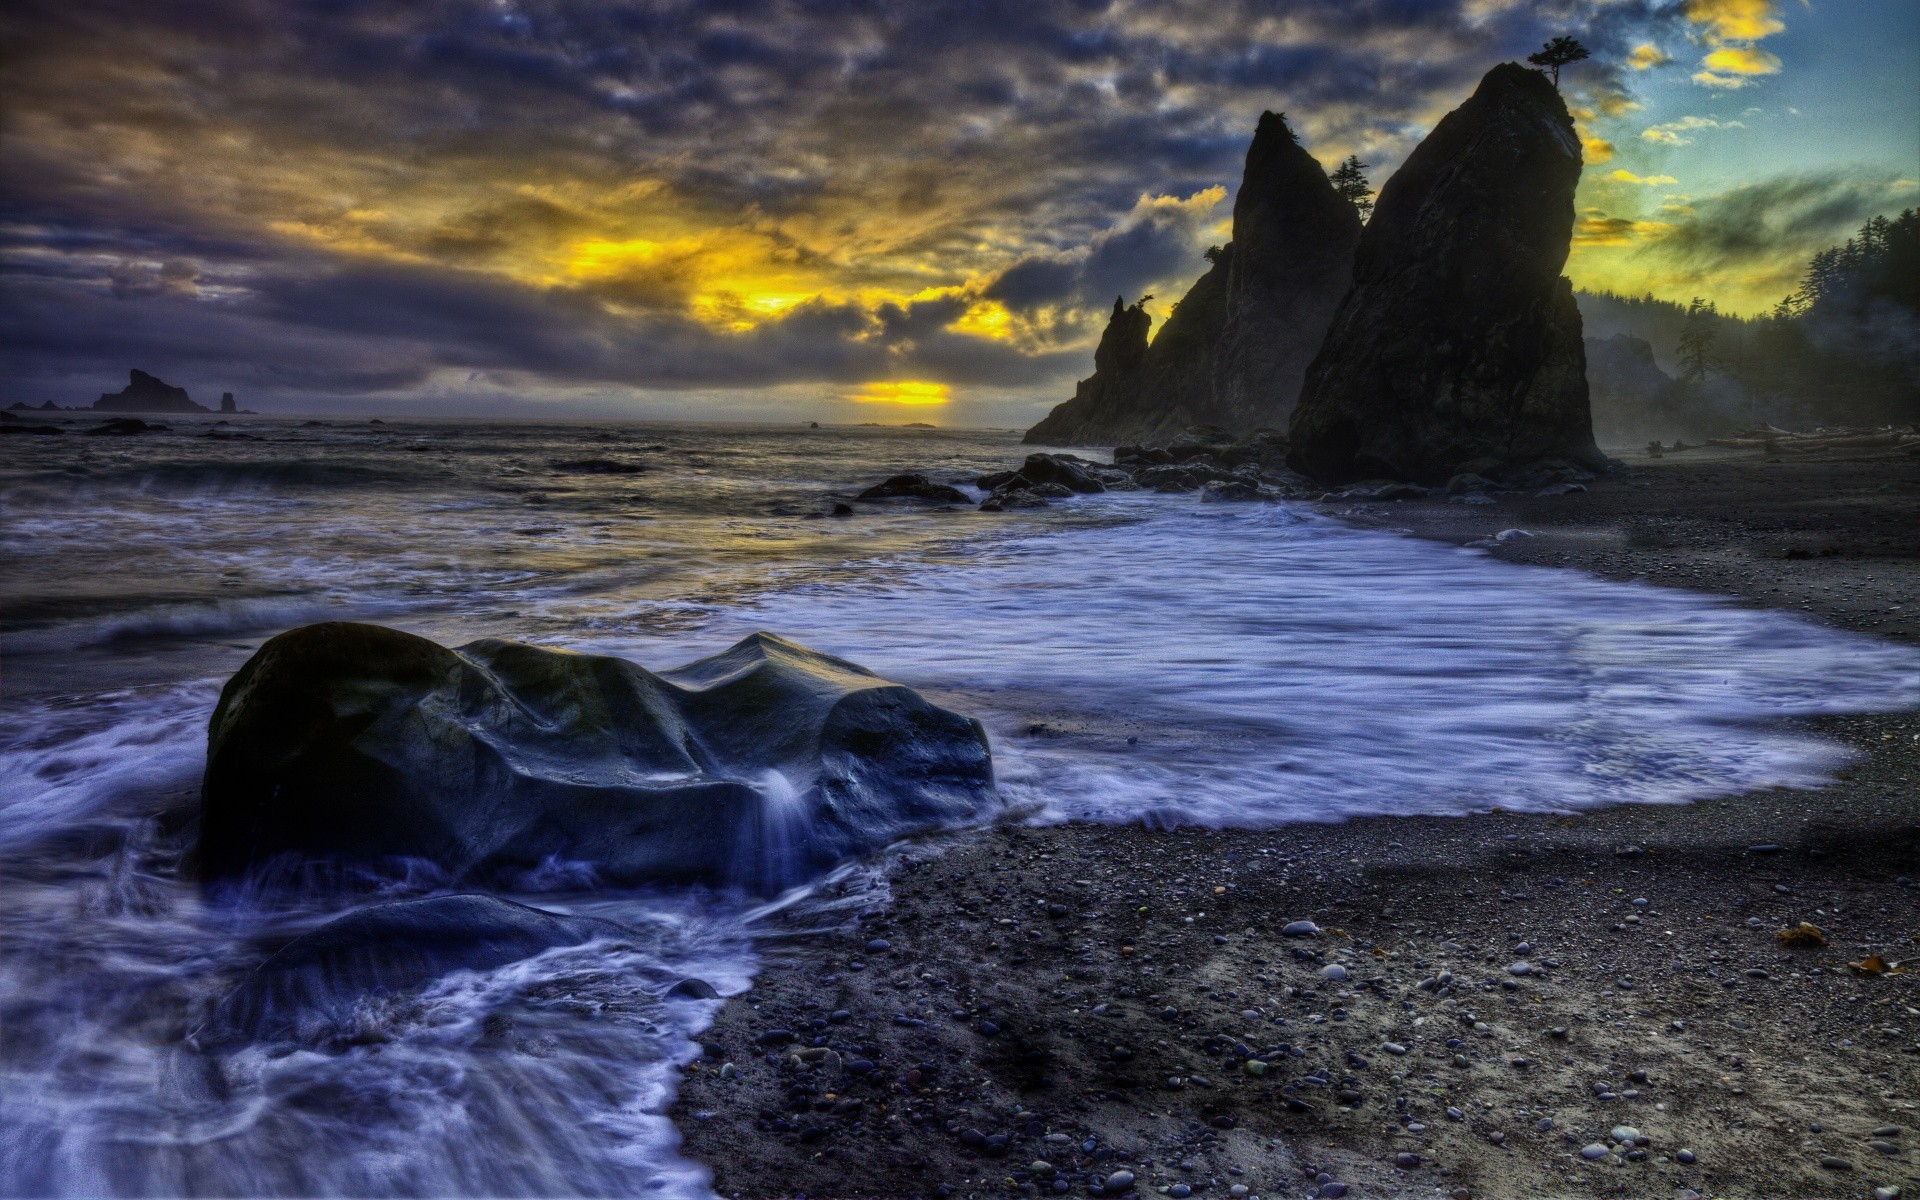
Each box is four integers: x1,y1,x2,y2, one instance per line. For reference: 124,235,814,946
1610,169,1680,186
1684,0,1785,43
1627,44,1671,71
1582,133,1616,164
1701,45,1782,76
1572,209,1675,248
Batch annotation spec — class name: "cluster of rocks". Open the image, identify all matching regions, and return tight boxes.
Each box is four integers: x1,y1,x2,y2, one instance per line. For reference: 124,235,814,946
853,429,1601,517
1025,63,1602,489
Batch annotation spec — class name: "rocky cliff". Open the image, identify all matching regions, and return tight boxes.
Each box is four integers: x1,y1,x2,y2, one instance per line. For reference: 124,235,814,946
94,369,211,414
1025,114,1356,446
1288,63,1603,484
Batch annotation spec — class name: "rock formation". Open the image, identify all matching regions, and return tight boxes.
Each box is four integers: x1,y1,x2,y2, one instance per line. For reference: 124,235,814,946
220,392,238,414
1022,296,1154,445
93,369,211,414
1024,114,1358,447
197,624,996,894
1288,63,1603,485
1210,112,1363,430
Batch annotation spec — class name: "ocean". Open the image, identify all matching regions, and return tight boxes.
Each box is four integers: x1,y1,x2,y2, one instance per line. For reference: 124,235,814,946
3,416,1915,1197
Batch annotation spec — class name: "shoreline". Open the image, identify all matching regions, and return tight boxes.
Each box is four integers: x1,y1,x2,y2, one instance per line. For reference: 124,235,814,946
671,445,1919,1200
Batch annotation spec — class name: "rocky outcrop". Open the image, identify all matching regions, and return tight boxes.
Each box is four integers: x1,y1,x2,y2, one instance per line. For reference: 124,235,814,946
1288,63,1604,485
93,369,211,414
204,895,629,1046
220,392,238,414
1024,114,1358,448
198,624,995,894
1210,113,1363,430
856,474,970,503
1022,296,1155,446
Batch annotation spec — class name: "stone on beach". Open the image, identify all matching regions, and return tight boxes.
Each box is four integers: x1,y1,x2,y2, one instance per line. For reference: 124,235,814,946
198,623,996,892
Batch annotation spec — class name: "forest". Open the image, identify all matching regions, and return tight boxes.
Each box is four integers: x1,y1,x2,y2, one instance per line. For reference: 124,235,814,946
1578,209,1920,438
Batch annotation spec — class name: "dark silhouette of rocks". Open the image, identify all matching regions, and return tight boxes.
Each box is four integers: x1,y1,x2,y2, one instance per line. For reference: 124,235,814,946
1023,296,1153,445
856,473,970,503
1288,63,1602,485
219,392,238,414
1024,114,1358,447
977,453,1106,495
86,418,166,436
197,624,995,894
93,369,211,414
1211,113,1363,430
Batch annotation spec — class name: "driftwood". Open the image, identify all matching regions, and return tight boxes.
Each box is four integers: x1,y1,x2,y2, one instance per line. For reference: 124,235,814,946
1682,427,1919,454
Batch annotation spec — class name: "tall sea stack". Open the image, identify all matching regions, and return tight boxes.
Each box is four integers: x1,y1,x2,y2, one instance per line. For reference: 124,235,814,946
1210,112,1362,430
1287,63,1603,484
1024,114,1356,446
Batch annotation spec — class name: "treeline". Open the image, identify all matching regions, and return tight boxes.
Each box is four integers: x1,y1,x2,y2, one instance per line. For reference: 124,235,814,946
1577,209,1920,432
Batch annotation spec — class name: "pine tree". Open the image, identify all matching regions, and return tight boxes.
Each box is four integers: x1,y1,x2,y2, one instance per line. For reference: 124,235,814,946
1527,36,1591,90
1676,297,1721,383
1329,156,1374,220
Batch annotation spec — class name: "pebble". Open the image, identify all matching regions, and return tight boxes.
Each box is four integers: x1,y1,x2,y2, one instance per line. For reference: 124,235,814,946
1873,1188,1901,1200
1102,1170,1136,1192
1319,1186,1347,1199
1505,961,1533,976
865,938,891,953
1394,1152,1421,1168
1282,921,1320,937
1383,1042,1408,1055
1874,1125,1902,1137
1580,1144,1611,1161
1320,964,1349,982
1819,1155,1853,1171
1869,1140,1900,1155
1169,1186,1192,1198
1677,1149,1696,1164
1446,1107,1464,1121
1537,1118,1554,1132
1610,1126,1641,1144
1489,1131,1506,1146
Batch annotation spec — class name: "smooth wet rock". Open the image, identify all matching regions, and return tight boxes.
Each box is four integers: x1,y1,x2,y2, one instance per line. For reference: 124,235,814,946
1580,1144,1611,1161
198,624,996,893
1282,920,1320,938
205,894,625,1045
666,977,720,1000
1289,64,1602,485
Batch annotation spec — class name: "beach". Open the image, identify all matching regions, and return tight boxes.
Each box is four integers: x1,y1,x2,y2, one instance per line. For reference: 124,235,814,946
672,442,1920,1200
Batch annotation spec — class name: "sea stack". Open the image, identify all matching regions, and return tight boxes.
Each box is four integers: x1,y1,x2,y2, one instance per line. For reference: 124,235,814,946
220,392,238,414
1024,113,1356,446
1210,112,1362,430
93,369,211,414
1022,296,1154,445
1287,63,1603,484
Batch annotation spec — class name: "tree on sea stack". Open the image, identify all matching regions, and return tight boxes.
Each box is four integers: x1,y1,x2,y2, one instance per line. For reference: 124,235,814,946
1528,36,1590,89
1329,156,1374,220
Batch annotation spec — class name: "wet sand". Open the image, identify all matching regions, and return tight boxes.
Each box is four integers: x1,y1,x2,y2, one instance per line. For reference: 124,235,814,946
672,442,1919,1200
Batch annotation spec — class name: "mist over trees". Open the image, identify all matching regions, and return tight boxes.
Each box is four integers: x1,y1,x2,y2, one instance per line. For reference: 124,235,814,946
1578,209,1919,439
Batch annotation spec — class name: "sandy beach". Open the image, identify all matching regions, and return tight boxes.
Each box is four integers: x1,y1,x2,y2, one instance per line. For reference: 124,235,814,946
672,442,1920,1200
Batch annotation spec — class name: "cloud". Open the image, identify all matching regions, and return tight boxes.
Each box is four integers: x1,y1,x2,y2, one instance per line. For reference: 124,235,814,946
1640,116,1743,146
1648,174,1920,273
1626,43,1670,70
1610,169,1680,186
0,0,1866,412
1683,0,1785,43
1573,209,1674,247
1683,0,1786,90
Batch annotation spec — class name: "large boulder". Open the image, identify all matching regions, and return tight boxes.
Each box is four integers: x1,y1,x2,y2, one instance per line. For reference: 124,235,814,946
93,368,212,414
205,895,628,1045
1023,114,1359,448
198,624,995,893
1288,63,1604,485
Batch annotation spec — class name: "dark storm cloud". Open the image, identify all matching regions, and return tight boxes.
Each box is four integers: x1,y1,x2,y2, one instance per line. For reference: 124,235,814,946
0,0,1689,409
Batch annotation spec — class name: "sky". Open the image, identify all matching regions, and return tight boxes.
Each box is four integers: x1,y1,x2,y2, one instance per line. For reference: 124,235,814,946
2,0,1915,423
